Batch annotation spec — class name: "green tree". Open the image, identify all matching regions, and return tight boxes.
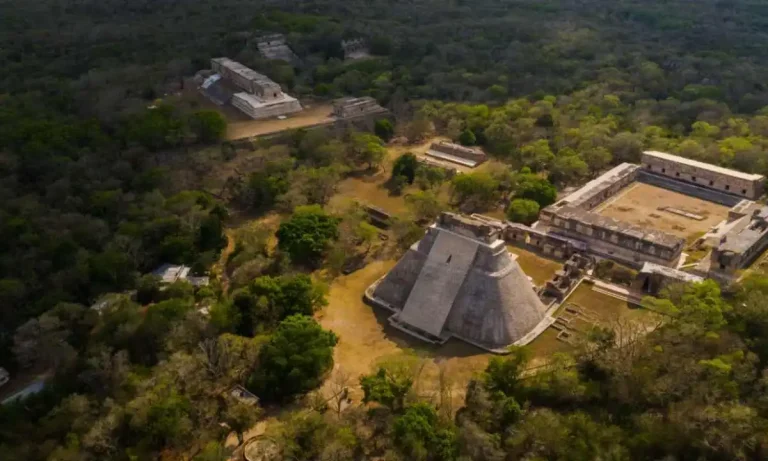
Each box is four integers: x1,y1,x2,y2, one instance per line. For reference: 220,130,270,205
245,159,294,210
374,118,395,141
519,139,554,171
224,400,262,445
248,315,338,402
392,153,419,184
483,347,529,397
406,190,443,223
506,198,540,225
394,403,458,461
415,164,446,190
582,146,613,172
128,387,193,451
299,166,344,206
188,110,227,143
450,172,499,211
250,274,328,326
355,221,379,252
349,133,386,170
276,205,340,265
136,274,161,305
360,367,413,412
550,152,589,185
514,174,557,208
458,128,476,146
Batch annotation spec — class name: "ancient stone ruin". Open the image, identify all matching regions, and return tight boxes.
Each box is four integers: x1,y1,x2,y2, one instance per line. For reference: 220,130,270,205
332,96,388,120
366,212,552,352
256,34,298,62
342,38,370,60
201,58,302,119
426,141,487,168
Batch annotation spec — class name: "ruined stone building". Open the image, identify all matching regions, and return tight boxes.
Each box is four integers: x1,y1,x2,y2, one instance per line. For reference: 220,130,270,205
367,213,551,352
707,206,768,277
426,141,487,168
204,58,302,119
256,34,298,62
549,163,640,210
541,205,685,267
544,254,594,300
332,97,388,119
505,222,586,259
642,150,765,199
342,38,370,60
633,262,704,295
538,163,685,268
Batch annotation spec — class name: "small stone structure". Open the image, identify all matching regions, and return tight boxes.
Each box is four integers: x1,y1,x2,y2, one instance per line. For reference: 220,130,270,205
332,97,388,119
426,141,487,168
364,204,393,228
229,385,259,405
366,212,551,352
543,254,594,300
152,264,209,287
342,38,370,60
642,150,765,199
256,34,298,62
633,262,704,295
205,58,302,119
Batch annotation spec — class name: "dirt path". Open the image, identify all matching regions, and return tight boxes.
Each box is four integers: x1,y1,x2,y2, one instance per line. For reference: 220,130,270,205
213,230,237,293
226,103,335,140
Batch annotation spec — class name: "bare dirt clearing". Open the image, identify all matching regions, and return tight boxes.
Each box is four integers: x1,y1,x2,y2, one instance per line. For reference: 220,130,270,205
595,183,729,240
226,103,335,140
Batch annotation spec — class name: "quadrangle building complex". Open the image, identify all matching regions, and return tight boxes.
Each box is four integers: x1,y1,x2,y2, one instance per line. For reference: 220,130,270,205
368,151,768,350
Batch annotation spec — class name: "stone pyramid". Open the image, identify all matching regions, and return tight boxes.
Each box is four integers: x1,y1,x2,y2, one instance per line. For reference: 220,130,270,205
368,212,550,352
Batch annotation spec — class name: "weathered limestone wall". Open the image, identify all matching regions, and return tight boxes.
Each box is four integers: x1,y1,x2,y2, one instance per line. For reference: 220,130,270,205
552,163,640,211
230,94,303,120
332,97,388,119
429,142,487,164
541,206,685,268
641,150,765,199
637,170,744,207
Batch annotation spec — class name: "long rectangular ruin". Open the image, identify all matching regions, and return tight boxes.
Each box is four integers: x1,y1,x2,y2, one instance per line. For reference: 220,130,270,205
203,58,302,120
426,141,487,168
642,150,764,199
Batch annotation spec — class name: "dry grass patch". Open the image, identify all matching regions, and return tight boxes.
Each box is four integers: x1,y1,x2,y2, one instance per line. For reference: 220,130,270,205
507,246,563,286
561,282,655,325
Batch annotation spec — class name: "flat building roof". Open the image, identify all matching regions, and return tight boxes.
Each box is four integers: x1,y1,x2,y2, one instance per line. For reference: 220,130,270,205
643,151,764,182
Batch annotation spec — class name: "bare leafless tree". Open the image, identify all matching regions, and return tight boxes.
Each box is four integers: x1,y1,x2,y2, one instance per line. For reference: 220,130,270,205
326,368,352,418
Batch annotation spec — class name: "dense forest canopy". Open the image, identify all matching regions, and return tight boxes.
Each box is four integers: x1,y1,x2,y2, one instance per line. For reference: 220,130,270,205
4,0,768,459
